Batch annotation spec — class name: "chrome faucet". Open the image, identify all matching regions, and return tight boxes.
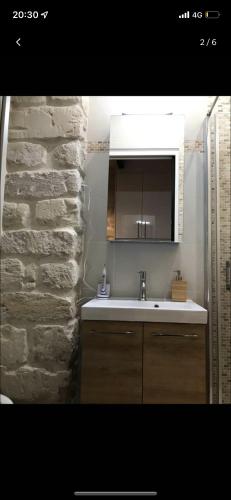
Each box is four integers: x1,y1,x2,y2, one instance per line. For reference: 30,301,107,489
138,271,147,301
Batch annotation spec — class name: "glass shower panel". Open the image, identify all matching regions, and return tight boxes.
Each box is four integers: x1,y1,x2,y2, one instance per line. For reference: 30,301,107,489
208,96,231,404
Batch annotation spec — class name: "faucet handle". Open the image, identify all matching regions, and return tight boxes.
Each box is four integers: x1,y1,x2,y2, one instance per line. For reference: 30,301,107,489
138,270,146,278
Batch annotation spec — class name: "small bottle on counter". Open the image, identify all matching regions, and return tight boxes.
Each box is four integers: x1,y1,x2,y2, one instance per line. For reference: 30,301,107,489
171,270,187,301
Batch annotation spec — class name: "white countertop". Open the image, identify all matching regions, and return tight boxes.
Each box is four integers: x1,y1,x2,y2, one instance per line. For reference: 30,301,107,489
81,298,208,324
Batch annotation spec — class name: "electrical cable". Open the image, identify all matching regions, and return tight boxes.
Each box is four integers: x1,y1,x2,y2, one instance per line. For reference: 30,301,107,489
78,182,97,300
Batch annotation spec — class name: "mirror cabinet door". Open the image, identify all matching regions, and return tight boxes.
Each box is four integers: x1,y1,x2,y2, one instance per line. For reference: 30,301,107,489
107,157,176,242
142,158,174,240
115,160,143,239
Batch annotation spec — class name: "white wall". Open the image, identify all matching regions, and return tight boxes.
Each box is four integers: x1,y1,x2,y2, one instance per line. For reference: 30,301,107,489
83,97,208,305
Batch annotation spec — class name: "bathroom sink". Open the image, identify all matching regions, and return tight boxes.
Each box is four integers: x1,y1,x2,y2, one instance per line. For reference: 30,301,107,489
81,298,207,324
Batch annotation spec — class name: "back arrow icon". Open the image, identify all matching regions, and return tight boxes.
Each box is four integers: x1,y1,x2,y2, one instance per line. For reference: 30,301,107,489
16,38,21,46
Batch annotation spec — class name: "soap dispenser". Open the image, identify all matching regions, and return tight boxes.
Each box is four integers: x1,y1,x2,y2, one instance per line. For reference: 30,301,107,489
97,265,111,298
171,270,187,302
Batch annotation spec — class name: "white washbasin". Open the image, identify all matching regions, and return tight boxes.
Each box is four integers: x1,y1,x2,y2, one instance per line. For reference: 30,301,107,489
81,298,207,324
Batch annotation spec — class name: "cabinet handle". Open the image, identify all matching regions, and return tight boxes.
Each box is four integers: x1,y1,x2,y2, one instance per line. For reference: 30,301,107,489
89,330,136,335
151,333,199,338
226,261,231,291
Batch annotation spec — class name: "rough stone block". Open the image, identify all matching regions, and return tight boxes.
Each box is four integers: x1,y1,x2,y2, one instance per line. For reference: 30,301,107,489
5,170,82,199
9,105,87,140
63,198,83,229
35,198,66,222
3,202,30,229
0,324,28,367
49,97,89,116
39,260,80,289
11,96,47,106
7,142,47,169
0,258,24,291
23,264,37,290
0,365,70,403
35,198,83,229
1,292,76,322
80,97,89,117
28,320,78,370
53,140,86,170
48,96,81,105
1,229,79,257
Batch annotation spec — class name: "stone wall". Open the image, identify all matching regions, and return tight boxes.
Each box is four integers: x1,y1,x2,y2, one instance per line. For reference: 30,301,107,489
0,96,89,403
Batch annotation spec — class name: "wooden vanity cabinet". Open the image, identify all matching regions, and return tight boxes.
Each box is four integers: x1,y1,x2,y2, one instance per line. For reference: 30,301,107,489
143,323,206,404
80,321,143,403
80,321,207,404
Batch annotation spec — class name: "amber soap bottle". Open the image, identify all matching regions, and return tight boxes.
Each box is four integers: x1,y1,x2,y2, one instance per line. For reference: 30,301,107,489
171,270,187,301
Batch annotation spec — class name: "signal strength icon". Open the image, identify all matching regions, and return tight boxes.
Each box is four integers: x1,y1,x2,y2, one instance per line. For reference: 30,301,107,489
179,11,190,18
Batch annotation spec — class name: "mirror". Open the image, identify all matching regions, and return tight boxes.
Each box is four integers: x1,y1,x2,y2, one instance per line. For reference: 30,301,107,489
107,154,182,242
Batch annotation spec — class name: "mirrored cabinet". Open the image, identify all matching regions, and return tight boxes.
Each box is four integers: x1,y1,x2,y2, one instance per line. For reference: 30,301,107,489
107,114,184,243
107,156,175,241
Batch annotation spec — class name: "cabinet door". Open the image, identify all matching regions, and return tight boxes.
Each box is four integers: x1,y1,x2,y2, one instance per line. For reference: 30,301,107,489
142,159,173,240
115,162,143,239
143,323,207,404
80,321,143,403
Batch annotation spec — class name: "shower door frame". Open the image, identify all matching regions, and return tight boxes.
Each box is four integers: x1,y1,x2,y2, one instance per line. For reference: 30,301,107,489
206,96,231,404
206,112,222,404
